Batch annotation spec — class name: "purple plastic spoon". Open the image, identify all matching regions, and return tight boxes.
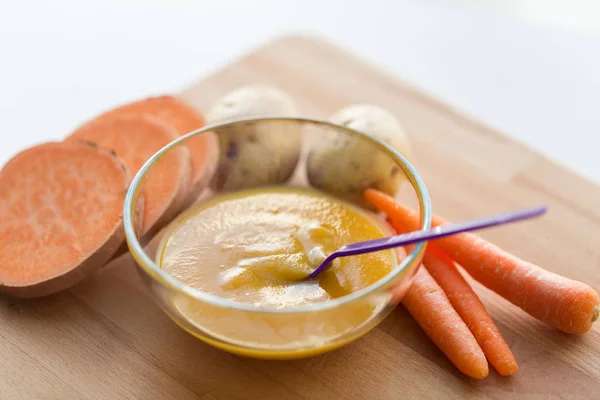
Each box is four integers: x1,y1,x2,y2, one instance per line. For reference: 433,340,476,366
306,205,547,280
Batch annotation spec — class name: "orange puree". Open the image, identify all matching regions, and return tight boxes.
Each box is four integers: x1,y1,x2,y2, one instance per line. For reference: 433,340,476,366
159,186,396,305
156,186,398,357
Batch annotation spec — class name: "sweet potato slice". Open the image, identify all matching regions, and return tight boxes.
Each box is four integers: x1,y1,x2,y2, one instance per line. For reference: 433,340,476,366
0,141,130,298
67,114,191,236
82,95,219,207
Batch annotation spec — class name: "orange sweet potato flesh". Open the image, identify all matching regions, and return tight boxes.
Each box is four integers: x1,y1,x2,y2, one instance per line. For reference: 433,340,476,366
67,114,191,237
0,141,132,298
86,96,219,208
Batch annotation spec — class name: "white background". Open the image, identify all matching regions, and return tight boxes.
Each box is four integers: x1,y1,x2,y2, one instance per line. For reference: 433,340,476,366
1,0,599,183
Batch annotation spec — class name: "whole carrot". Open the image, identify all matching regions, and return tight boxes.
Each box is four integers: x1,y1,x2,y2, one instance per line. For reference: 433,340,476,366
364,189,600,334
419,244,517,375
402,267,489,379
388,210,517,375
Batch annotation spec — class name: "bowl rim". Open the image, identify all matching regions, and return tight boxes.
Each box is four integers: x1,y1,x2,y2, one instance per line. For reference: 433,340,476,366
123,116,432,314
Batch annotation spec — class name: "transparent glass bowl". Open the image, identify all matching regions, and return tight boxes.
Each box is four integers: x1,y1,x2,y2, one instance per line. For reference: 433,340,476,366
123,117,432,359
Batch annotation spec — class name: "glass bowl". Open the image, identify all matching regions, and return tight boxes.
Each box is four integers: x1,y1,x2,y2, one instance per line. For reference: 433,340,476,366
123,117,432,359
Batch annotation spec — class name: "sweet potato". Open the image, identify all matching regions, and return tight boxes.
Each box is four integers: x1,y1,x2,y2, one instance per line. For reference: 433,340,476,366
76,95,218,207
0,141,132,298
67,114,191,236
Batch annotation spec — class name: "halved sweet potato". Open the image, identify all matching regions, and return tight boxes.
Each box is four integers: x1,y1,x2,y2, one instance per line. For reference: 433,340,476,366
0,141,132,298
67,114,191,236
81,95,219,208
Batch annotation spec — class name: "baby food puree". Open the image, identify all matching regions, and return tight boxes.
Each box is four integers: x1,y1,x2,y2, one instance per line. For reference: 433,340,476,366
157,186,399,356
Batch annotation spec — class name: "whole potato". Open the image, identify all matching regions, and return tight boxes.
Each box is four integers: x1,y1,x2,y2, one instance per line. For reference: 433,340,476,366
206,85,302,191
307,104,411,207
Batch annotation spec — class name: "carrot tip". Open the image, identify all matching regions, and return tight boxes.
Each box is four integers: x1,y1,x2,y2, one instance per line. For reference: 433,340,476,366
497,365,519,377
593,306,599,323
471,369,489,380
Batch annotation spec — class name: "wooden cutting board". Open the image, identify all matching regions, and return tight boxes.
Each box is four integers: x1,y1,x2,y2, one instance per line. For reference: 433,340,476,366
2,35,599,400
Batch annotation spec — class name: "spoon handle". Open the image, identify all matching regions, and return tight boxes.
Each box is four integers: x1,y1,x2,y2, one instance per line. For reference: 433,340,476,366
306,205,547,280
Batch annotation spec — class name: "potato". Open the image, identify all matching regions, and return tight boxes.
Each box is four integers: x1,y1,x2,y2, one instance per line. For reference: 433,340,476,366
206,85,302,191
307,104,411,207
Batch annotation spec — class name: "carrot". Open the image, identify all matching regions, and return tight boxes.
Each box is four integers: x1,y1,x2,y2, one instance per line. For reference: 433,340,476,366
402,235,517,375
402,267,489,379
424,248,518,375
364,188,600,334
67,114,191,237
0,141,133,298
81,95,219,208
386,208,517,376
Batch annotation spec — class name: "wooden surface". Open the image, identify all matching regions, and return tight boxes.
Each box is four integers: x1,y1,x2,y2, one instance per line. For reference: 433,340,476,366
2,35,600,399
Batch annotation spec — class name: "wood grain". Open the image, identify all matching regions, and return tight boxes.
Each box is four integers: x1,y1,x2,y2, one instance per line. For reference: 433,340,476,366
2,35,600,399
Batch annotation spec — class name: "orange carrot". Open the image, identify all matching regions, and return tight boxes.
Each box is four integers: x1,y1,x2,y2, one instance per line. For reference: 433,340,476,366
405,238,517,375
365,188,600,334
0,141,133,298
387,206,517,375
389,208,517,375
424,248,518,375
402,267,489,379
68,114,191,237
